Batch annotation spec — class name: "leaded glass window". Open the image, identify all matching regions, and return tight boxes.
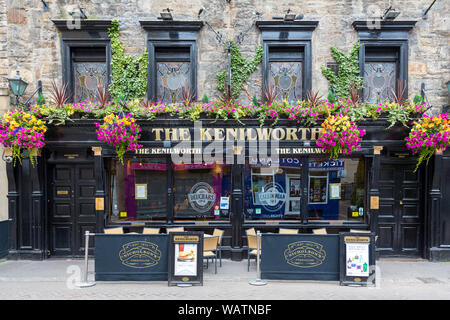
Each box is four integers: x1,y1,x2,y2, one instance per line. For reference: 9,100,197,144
268,62,303,103
363,62,396,103
73,62,107,102
156,62,190,104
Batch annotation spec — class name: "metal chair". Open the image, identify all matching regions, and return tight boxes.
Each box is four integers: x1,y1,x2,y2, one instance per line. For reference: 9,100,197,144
246,231,261,271
166,227,184,233
104,227,123,234
279,228,298,234
142,228,160,234
312,228,327,235
203,236,219,274
212,229,224,267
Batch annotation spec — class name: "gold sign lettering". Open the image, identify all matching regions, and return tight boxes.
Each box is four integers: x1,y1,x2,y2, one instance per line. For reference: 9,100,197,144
344,236,371,243
173,235,200,243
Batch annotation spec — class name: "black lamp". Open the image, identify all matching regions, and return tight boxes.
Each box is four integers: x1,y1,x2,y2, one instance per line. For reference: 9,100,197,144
8,71,28,106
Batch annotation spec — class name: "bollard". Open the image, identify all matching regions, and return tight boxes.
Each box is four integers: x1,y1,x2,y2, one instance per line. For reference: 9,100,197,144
249,231,267,286
76,231,96,288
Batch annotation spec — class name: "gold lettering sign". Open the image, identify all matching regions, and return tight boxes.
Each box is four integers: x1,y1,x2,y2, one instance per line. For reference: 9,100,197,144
119,241,161,269
95,197,104,211
266,221,279,225
148,127,323,142
344,236,371,243
195,222,209,226
284,241,327,268
370,196,379,210
63,154,79,159
173,235,199,243
57,190,69,195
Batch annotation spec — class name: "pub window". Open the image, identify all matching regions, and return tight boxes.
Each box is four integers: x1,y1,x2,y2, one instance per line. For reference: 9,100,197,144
110,158,168,222
70,47,108,103
308,157,365,222
173,162,231,221
155,47,191,104
363,47,399,103
244,156,365,222
267,46,304,103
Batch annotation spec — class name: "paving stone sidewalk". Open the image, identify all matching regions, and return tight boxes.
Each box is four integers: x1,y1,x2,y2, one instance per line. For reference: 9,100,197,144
0,258,449,300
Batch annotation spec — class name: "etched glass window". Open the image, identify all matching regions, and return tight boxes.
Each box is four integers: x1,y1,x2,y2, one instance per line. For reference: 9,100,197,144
268,62,303,103
156,62,190,104
363,62,396,103
73,62,107,102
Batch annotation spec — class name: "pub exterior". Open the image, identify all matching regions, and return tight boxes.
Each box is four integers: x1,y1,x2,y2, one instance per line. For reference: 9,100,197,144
1,1,449,263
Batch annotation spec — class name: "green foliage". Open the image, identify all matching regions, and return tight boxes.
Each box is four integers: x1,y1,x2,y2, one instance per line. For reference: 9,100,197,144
252,94,260,107
108,20,148,101
217,42,263,100
201,93,209,103
327,91,336,103
413,94,423,105
36,92,46,106
321,41,364,100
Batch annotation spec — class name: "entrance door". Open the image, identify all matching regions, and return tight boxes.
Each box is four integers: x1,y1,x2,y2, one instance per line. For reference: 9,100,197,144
285,174,301,216
49,164,97,257
377,160,423,257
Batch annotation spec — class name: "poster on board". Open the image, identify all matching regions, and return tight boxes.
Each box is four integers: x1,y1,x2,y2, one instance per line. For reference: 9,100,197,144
168,232,203,286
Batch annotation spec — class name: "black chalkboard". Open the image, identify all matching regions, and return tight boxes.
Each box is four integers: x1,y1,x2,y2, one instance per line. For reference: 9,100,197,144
339,232,376,286
168,232,204,286
260,234,340,281
95,234,169,281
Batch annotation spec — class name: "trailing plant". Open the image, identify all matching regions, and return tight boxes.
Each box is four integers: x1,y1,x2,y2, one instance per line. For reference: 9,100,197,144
321,41,364,100
216,42,263,100
0,109,47,166
406,113,450,172
316,113,366,159
108,20,148,101
95,113,142,165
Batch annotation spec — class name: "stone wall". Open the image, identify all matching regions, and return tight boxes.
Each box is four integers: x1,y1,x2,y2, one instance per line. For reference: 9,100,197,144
0,0,449,108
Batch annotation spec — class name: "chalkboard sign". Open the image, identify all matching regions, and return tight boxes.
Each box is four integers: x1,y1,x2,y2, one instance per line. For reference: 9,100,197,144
168,232,204,286
339,232,376,286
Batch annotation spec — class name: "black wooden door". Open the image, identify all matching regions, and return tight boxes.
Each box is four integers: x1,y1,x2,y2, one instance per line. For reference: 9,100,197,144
377,160,423,257
49,164,97,257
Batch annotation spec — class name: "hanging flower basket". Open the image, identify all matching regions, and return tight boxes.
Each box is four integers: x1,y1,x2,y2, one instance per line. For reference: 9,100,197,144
316,113,366,159
405,113,450,172
95,113,142,165
0,110,46,167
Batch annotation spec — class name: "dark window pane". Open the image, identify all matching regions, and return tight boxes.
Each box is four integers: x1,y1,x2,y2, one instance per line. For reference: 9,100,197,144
173,163,231,220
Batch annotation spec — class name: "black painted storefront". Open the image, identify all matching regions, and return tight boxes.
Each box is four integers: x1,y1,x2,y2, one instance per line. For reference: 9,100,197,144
4,118,450,261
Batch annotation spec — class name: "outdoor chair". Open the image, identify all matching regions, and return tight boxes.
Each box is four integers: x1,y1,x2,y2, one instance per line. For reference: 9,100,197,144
279,228,298,234
104,227,123,234
212,229,224,267
203,236,219,274
246,227,256,236
312,228,327,235
166,227,184,233
246,231,261,271
142,228,160,234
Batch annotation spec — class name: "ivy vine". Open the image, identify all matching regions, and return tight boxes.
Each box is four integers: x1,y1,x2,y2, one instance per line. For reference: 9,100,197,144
108,20,149,102
321,41,364,100
217,41,263,100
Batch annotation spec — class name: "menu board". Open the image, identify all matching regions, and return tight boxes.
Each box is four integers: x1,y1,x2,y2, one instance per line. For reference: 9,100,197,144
168,232,203,286
339,232,376,286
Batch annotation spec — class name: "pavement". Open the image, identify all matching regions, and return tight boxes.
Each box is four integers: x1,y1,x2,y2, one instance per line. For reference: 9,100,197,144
0,257,449,301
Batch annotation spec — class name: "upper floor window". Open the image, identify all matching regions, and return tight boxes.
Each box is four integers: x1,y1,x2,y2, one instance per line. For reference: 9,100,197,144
257,21,318,103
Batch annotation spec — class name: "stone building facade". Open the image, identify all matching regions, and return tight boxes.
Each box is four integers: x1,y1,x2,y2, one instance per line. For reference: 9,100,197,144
0,0,448,222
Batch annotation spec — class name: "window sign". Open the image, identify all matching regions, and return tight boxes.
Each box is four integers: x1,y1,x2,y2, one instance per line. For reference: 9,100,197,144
329,183,341,200
135,184,147,200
